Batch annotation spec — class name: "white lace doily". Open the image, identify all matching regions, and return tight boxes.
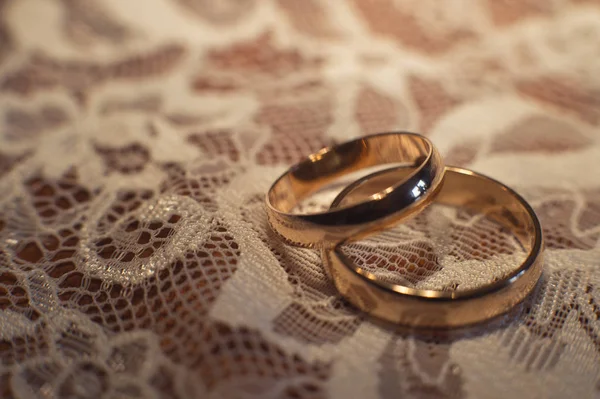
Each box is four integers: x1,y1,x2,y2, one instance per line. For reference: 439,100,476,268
1,0,600,398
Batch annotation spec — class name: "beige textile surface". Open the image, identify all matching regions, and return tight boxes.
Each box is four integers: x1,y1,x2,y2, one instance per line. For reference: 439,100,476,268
1,0,600,398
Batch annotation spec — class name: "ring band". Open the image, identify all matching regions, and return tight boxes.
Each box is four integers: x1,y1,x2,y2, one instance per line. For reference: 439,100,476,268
265,132,444,247
323,166,544,328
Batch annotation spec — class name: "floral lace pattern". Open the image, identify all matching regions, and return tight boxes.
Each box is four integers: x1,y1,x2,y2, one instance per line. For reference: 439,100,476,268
1,0,600,398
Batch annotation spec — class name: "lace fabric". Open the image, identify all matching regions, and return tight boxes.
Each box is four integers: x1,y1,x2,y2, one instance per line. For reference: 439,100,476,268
1,0,599,398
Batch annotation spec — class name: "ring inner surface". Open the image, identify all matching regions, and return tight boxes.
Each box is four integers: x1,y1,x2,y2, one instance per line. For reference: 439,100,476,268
269,134,430,213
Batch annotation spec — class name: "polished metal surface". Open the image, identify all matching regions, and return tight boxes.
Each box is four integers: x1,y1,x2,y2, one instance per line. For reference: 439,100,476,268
265,132,445,247
323,166,544,328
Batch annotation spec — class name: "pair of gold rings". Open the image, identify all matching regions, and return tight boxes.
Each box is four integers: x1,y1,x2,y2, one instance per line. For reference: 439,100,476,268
266,132,544,328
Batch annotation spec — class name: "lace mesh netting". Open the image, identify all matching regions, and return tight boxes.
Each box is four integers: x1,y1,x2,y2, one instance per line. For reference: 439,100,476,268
1,0,600,398
340,205,526,291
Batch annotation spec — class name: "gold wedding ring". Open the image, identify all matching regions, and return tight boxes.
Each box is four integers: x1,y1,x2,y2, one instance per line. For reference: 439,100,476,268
323,166,544,328
265,131,544,328
266,132,444,247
